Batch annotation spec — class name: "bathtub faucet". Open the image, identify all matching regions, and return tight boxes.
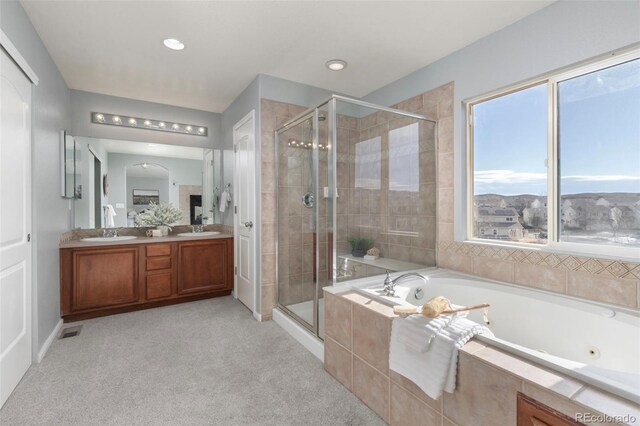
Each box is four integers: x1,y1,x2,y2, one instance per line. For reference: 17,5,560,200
383,271,428,297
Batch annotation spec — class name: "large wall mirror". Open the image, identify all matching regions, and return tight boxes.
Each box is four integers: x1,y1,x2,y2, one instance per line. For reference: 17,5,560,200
66,136,224,229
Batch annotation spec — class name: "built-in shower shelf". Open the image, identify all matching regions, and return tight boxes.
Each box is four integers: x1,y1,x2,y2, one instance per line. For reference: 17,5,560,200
338,254,425,272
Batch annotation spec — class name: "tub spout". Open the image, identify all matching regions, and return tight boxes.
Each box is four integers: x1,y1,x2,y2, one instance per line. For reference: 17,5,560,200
383,271,428,296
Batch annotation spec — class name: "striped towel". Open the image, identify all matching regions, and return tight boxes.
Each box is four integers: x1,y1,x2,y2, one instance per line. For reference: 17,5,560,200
389,313,492,400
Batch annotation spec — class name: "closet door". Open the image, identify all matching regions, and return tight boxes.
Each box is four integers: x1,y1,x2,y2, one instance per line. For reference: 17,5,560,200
0,48,33,408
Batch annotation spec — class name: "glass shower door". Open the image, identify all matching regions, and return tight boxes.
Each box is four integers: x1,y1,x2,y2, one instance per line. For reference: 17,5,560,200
276,112,318,332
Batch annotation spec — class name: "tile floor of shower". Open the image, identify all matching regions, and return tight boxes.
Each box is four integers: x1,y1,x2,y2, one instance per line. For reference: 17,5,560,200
286,298,325,338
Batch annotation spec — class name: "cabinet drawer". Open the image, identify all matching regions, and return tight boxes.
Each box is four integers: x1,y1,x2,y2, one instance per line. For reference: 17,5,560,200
147,244,171,257
146,257,172,271
146,272,172,300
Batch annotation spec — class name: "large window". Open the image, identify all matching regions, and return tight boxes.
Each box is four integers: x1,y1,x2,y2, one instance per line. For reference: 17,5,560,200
468,51,640,255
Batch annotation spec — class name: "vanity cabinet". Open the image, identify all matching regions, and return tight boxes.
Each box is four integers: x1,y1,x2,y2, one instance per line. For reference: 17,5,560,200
60,237,233,321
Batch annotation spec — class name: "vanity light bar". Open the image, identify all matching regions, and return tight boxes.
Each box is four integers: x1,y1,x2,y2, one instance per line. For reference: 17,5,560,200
91,112,208,137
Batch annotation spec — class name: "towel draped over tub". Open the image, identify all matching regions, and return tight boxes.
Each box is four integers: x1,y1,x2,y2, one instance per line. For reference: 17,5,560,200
389,311,492,400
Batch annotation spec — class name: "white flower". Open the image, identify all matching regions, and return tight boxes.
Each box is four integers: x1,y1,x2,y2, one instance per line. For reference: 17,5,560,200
134,202,182,228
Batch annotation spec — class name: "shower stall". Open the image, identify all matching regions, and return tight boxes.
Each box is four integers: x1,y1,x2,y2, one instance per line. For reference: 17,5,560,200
275,95,436,339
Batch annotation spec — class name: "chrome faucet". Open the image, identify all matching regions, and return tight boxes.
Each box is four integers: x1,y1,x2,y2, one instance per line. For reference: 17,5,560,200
383,271,428,296
102,229,118,238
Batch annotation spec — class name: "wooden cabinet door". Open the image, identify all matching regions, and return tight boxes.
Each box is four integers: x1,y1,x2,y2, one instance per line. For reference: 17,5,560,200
177,240,227,294
72,247,139,311
517,393,583,426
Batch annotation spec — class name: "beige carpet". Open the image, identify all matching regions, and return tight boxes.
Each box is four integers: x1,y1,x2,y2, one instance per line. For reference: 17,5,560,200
0,297,383,426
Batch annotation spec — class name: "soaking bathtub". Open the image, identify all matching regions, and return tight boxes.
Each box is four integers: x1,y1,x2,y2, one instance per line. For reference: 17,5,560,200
350,268,640,404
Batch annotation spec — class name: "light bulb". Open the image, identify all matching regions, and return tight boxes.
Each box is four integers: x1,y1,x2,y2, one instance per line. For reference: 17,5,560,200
95,113,105,123
128,118,137,126
112,116,121,124
144,120,152,127
158,122,166,128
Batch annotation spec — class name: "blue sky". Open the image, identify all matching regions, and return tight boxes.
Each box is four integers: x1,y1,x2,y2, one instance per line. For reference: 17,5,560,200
473,58,640,197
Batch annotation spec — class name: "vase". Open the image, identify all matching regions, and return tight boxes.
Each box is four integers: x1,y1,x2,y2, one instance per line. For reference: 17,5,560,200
352,249,366,258
157,225,170,236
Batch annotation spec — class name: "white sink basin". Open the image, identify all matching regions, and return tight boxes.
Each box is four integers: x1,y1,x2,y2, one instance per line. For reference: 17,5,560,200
81,236,138,242
176,231,221,237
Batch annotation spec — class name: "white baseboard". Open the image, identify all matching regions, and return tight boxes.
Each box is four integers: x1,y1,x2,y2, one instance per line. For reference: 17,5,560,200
36,319,62,363
253,311,262,322
273,308,324,362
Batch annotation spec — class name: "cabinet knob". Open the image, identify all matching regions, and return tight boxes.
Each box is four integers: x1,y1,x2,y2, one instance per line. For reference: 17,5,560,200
243,221,253,229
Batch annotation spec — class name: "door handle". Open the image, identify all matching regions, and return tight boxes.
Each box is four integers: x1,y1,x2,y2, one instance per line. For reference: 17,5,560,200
243,221,253,228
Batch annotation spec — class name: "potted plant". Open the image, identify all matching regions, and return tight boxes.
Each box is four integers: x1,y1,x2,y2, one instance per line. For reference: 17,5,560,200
348,237,374,258
134,202,182,236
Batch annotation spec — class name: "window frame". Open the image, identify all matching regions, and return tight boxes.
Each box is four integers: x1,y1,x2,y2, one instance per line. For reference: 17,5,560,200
466,48,640,260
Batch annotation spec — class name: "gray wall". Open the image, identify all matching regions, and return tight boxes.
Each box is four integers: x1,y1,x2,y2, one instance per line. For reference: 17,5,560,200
107,153,203,227
362,0,640,241
259,74,342,109
70,90,222,150
1,0,71,357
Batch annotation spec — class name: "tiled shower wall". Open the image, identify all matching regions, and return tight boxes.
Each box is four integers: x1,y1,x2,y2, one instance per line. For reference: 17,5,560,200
338,101,437,267
261,94,441,318
260,100,308,320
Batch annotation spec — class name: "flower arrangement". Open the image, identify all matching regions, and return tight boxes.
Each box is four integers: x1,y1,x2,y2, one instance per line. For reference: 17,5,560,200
134,202,182,229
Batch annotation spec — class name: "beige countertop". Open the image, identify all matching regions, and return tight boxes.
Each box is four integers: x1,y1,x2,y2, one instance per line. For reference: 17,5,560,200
59,232,234,249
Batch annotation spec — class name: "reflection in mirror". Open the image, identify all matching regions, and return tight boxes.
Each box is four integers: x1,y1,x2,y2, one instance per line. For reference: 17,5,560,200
126,164,169,226
71,136,222,229
60,131,76,198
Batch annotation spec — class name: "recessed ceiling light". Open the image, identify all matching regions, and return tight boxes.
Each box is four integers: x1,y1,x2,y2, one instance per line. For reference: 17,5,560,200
326,59,347,71
163,38,184,51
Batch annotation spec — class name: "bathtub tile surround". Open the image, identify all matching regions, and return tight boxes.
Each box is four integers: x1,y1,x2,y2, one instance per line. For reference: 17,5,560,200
324,289,640,425
353,357,390,423
442,351,521,425
439,241,640,309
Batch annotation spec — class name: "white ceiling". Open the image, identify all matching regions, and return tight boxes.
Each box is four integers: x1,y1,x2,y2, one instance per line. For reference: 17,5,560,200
21,1,553,113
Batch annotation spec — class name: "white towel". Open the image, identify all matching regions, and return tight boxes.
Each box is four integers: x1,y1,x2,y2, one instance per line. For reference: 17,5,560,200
394,306,468,353
105,204,117,228
219,191,231,213
389,314,492,400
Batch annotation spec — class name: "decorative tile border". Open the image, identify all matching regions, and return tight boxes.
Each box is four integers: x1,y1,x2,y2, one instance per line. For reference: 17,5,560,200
439,241,640,280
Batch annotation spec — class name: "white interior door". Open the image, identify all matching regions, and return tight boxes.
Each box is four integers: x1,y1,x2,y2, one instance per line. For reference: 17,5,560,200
233,111,256,313
0,49,32,408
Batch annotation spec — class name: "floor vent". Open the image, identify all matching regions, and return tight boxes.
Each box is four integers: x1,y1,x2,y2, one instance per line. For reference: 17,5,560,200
59,325,82,339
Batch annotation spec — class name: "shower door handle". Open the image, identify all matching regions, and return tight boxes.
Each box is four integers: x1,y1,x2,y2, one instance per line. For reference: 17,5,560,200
302,192,315,208
243,221,253,229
